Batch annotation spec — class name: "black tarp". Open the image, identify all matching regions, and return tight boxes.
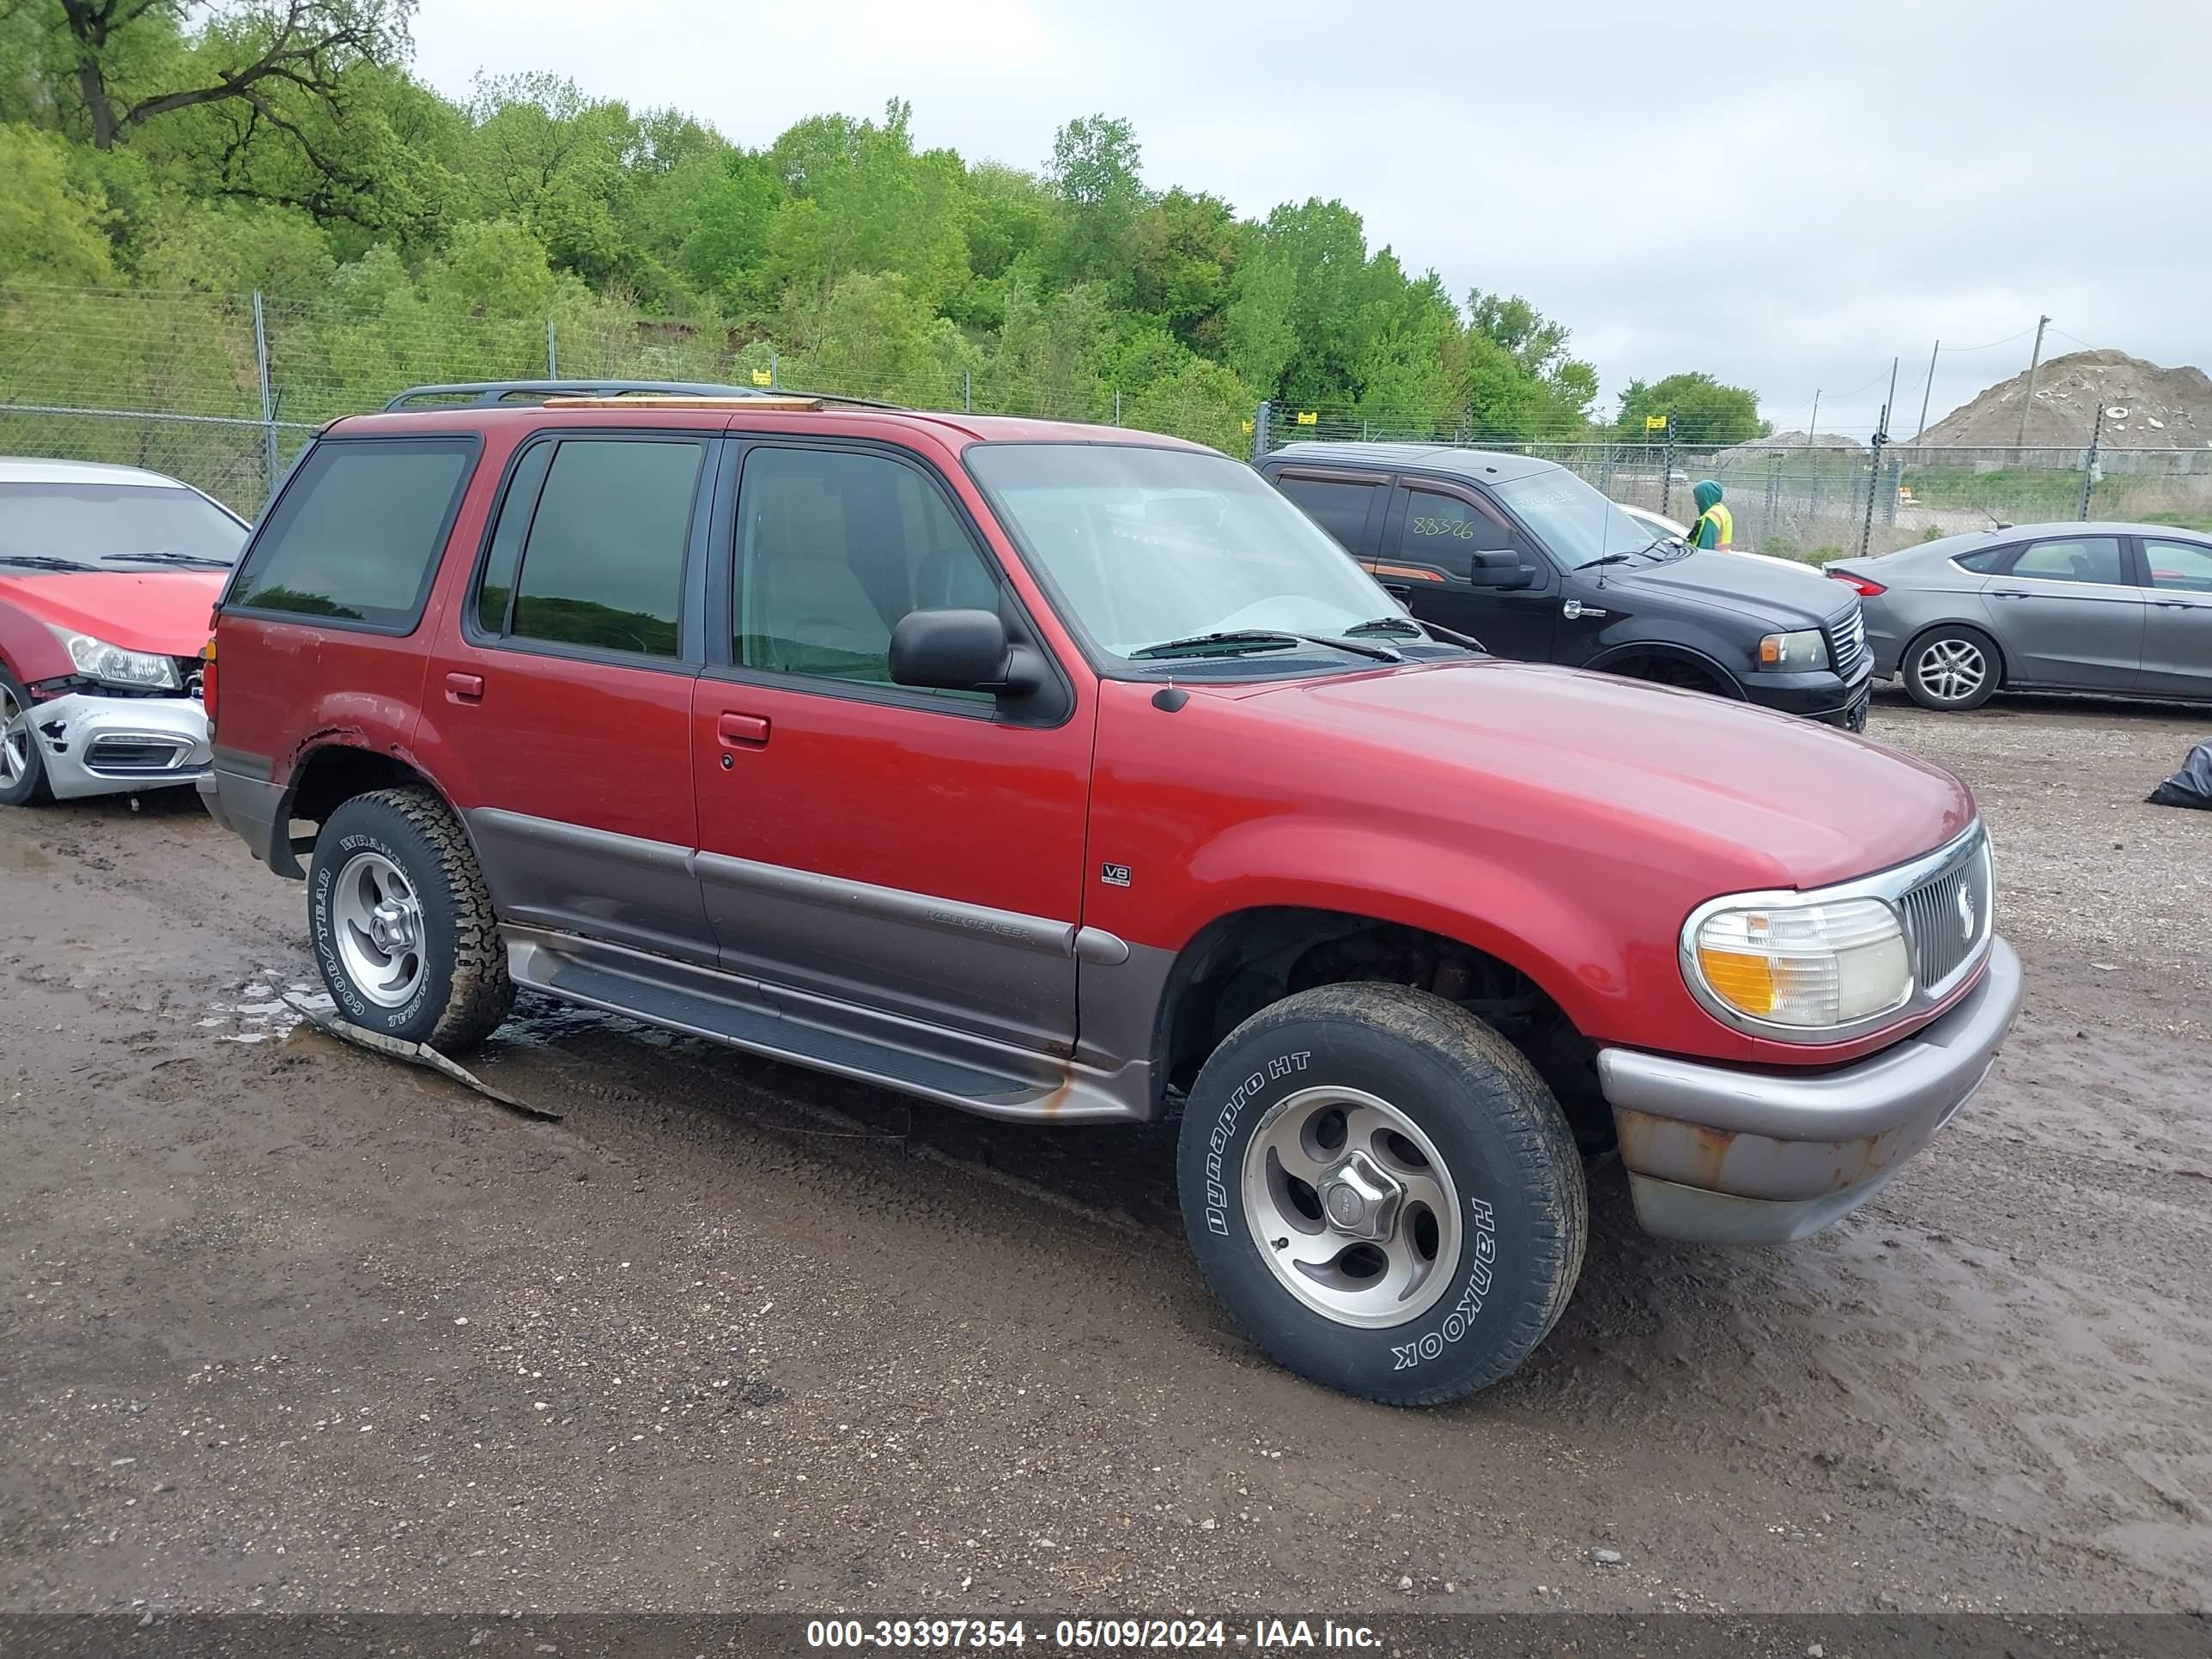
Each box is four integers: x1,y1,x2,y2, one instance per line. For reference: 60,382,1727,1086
2146,739,2212,810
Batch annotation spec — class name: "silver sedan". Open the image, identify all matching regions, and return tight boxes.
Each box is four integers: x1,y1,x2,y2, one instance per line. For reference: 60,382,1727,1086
1826,521,2212,711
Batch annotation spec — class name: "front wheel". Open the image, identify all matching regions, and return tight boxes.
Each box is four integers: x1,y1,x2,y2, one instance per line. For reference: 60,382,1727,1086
1903,625,2001,711
308,786,513,1050
0,668,54,807
1176,982,1587,1406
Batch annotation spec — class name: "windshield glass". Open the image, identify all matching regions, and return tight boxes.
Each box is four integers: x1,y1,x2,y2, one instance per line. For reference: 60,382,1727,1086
0,482,247,568
965,444,1397,662
1493,469,1667,568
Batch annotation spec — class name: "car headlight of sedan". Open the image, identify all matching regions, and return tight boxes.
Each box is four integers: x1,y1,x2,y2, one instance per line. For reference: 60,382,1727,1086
1756,628,1830,671
1684,893,1911,1034
49,625,181,690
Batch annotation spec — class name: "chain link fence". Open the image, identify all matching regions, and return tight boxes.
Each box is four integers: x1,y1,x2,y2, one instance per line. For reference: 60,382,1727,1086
8,284,2210,553
0,285,1251,515
1259,405,2212,558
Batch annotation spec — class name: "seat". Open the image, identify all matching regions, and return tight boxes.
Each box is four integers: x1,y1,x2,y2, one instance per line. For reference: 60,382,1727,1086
744,482,892,676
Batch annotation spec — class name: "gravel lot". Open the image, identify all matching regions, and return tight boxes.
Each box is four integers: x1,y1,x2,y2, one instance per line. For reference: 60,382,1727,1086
1,689,2208,1620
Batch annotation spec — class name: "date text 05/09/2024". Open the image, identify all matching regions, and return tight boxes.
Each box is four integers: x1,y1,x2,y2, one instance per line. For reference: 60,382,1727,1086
803,1618,1383,1650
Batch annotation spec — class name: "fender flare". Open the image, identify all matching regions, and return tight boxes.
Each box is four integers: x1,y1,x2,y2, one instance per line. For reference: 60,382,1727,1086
1583,638,1746,697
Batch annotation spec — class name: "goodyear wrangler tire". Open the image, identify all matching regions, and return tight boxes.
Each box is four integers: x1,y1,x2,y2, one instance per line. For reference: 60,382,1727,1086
1176,982,1586,1406
308,787,512,1051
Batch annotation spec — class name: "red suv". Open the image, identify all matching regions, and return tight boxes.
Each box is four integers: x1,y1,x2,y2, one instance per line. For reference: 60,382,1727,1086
202,382,2023,1405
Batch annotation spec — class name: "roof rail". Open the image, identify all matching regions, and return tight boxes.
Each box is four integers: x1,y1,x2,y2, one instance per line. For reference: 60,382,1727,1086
384,380,763,410
381,380,906,413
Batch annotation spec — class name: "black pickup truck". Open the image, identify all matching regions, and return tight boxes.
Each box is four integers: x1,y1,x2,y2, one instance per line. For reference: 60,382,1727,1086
1261,443,1872,728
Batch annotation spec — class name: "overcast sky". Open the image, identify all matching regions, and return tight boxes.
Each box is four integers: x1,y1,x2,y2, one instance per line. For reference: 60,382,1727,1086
410,1,2205,437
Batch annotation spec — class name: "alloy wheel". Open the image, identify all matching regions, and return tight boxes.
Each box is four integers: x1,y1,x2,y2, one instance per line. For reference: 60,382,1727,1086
330,849,428,1007
0,684,31,787
1915,637,1988,704
1240,1085,1463,1328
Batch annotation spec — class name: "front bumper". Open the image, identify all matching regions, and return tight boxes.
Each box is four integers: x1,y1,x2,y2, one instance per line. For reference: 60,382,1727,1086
1595,936,2023,1244
28,692,211,799
1741,661,1875,728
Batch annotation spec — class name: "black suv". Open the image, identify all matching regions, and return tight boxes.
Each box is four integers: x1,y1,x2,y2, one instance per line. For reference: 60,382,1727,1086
1260,444,1873,728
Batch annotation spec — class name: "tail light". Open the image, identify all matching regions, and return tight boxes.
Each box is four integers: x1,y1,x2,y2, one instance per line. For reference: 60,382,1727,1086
1828,570,1887,598
198,637,218,723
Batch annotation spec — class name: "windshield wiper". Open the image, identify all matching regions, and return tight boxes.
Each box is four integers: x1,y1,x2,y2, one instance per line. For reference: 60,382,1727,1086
1345,615,1486,653
0,555,94,572
1130,629,1401,664
1575,536,1671,574
101,550,233,569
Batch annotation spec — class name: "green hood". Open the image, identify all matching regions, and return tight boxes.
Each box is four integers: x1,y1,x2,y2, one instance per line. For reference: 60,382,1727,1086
1692,480,1723,514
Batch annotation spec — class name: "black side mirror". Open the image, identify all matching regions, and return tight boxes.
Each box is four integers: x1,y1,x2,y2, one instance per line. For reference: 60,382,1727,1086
890,608,1042,695
1466,550,1534,589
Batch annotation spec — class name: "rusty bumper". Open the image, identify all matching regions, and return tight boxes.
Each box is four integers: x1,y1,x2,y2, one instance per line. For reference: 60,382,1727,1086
1595,936,2023,1244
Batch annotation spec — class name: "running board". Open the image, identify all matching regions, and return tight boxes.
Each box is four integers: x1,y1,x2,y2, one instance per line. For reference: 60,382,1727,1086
501,927,1145,1123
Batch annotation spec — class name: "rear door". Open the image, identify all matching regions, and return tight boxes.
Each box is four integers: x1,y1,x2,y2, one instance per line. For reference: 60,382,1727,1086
1378,478,1559,661
1983,533,2144,690
2136,534,2212,699
418,428,718,962
1269,469,1389,564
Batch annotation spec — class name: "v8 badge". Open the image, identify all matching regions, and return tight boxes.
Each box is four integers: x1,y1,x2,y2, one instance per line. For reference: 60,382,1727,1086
1100,862,1132,888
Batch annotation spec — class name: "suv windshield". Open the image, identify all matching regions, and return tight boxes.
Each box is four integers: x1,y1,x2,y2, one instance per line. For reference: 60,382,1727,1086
965,444,1395,664
1493,469,1667,569
0,482,247,568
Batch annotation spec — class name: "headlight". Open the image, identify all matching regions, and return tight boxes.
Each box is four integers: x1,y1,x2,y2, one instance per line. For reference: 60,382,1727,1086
1756,628,1829,670
1685,895,1911,1032
49,625,180,690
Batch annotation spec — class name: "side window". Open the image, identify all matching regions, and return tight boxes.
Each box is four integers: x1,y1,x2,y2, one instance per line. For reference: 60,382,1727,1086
1275,475,1382,555
2144,538,2212,593
498,438,704,659
230,438,474,628
1394,487,1513,582
1952,544,2014,574
2005,536,2124,586
735,445,998,690
474,441,556,635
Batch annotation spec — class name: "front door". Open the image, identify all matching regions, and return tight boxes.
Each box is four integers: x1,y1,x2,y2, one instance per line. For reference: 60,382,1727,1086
2137,535,2212,699
422,429,715,962
1983,534,2145,691
1377,481,1559,661
692,439,1091,1055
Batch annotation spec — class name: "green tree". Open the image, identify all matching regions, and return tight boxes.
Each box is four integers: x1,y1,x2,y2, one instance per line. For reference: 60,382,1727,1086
1124,188,1237,351
1613,371,1765,445
1046,113,1147,285
0,124,119,283
27,0,410,150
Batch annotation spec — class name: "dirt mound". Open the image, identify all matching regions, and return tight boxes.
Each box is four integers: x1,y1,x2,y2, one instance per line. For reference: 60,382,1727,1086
1917,349,2212,449
1711,429,1863,467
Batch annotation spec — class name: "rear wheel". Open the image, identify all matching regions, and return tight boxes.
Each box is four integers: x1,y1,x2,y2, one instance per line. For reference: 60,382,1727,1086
1903,625,2000,711
308,786,512,1050
0,669,53,808
1176,982,1587,1406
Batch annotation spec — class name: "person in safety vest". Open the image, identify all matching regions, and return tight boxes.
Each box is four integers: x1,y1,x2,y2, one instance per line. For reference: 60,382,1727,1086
1687,480,1733,549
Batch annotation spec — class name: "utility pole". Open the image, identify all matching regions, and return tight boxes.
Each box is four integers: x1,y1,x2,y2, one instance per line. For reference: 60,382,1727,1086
1860,398,1891,557
1807,389,1820,447
2079,404,2105,521
2014,314,2051,458
1914,338,1940,441
1660,411,1678,519
1883,356,1899,437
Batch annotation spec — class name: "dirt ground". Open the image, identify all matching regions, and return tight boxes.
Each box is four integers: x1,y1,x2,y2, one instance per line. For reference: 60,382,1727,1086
2,690,2209,1619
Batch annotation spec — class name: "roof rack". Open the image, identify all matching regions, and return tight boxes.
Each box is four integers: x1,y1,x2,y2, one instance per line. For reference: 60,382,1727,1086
382,380,904,412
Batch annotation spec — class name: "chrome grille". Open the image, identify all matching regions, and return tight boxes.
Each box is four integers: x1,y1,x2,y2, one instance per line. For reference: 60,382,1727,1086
1825,604,1870,682
1898,831,1993,995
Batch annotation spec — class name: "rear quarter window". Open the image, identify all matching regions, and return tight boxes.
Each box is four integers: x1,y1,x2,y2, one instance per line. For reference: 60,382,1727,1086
228,436,477,629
